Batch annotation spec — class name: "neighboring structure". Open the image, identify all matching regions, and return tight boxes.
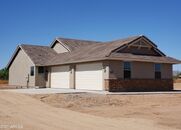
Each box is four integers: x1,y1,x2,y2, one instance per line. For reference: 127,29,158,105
7,35,181,92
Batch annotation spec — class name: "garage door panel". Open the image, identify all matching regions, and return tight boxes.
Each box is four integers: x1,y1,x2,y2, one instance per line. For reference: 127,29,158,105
51,66,70,88
76,63,103,90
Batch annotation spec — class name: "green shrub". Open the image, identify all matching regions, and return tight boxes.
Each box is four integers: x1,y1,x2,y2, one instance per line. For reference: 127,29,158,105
0,68,8,80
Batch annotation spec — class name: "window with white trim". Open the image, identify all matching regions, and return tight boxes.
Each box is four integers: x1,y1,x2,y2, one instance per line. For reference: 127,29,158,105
124,62,131,79
30,66,34,76
155,64,161,79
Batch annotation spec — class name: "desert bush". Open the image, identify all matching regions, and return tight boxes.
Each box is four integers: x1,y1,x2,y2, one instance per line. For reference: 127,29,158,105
0,68,8,80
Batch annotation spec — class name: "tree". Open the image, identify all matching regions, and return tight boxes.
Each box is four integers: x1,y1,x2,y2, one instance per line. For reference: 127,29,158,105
0,68,8,80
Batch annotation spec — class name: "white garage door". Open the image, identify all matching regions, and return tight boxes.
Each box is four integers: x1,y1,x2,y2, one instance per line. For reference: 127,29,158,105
76,63,103,90
51,66,70,88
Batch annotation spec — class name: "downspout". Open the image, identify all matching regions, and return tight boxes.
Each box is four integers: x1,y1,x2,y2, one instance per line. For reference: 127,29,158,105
26,74,29,88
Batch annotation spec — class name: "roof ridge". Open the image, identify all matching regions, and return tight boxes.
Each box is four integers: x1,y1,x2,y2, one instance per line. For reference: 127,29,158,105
57,37,102,43
21,44,49,47
104,35,141,43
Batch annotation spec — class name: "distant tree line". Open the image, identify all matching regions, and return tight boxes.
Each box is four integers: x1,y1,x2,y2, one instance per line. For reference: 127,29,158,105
173,73,181,80
0,68,8,80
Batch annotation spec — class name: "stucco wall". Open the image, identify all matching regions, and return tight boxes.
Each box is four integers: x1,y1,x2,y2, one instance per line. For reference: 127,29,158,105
45,67,51,87
162,64,173,79
132,62,154,79
52,42,68,53
9,49,35,87
109,61,173,80
69,65,75,89
109,60,123,79
102,61,109,79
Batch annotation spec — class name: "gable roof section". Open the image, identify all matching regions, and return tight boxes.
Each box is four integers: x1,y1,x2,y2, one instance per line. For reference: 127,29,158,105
46,35,180,65
7,44,57,69
7,35,181,69
50,37,102,51
20,44,57,66
109,35,165,56
6,45,34,69
46,35,168,66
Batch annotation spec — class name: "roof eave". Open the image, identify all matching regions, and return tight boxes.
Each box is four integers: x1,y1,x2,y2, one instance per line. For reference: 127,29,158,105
141,35,158,48
44,57,108,67
106,57,181,64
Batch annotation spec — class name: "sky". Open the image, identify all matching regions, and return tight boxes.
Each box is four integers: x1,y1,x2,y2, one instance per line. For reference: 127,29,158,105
0,0,181,71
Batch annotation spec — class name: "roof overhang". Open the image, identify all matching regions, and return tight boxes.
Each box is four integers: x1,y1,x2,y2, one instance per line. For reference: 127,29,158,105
108,53,181,64
44,55,181,67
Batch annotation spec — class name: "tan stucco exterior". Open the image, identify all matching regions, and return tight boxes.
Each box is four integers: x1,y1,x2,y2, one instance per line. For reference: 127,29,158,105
52,42,68,53
69,65,75,89
102,61,109,80
9,49,35,87
132,62,155,79
108,61,173,80
109,60,123,79
7,36,177,91
45,67,51,87
8,49,173,89
161,64,173,79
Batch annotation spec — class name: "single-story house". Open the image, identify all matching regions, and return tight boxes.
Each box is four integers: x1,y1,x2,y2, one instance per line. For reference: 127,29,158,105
7,35,181,92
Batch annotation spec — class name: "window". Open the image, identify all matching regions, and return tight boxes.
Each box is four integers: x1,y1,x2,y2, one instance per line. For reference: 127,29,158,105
124,62,131,79
30,66,34,76
38,67,44,74
155,64,161,79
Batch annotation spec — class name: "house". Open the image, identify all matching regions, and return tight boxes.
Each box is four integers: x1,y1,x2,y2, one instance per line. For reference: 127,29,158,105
6,35,181,92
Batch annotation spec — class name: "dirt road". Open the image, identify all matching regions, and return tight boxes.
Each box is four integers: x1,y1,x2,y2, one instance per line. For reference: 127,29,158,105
0,92,174,130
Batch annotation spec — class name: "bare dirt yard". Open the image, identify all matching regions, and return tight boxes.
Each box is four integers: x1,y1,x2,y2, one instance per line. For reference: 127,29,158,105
0,83,181,130
174,82,181,90
0,92,173,130
0,80,18,89
0,80,9,89
31,85,181,130
0,80,8,84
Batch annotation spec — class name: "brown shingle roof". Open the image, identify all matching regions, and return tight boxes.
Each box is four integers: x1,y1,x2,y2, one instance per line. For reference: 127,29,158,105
21,44,57,66
7,35,181,69
54,37,102,51
22,36,181,65
45,36,142,66
109,53,180,64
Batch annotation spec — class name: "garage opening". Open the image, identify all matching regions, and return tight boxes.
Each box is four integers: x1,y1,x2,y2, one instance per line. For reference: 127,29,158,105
75,63,103,90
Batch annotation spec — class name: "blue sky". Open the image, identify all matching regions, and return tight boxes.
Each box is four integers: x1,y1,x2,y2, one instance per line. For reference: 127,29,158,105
0,0,181,70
